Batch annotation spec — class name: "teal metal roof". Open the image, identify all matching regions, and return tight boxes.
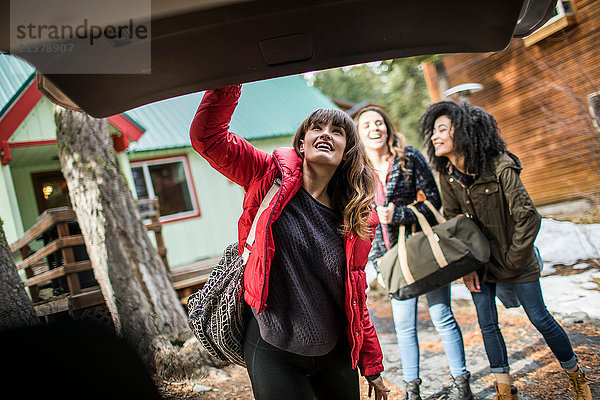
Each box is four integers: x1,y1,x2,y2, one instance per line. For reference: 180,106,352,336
125,75,338,152
0,54,35,118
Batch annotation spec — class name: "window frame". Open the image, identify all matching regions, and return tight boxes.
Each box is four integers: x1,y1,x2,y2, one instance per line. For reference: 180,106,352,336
588,92,600,133
523,1,577,47
130,154,201,224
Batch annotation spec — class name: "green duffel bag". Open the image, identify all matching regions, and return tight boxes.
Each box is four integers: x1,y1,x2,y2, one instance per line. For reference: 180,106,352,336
379,201,490,300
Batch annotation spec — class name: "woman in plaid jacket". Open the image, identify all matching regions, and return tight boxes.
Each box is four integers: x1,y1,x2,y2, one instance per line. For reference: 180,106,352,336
356,106,472,400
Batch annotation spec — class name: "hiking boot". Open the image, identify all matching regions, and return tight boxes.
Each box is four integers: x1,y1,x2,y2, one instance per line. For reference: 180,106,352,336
449,372,474,400
403,378,422,400
566,368,592,400
494,382,518,399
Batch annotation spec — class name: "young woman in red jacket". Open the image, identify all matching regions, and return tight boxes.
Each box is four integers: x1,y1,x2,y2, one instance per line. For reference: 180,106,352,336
190,85,390,400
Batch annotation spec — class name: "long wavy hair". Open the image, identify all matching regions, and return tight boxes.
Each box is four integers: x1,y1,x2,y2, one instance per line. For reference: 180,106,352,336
354,106,407,158
293,109,377,240
418,101,506,176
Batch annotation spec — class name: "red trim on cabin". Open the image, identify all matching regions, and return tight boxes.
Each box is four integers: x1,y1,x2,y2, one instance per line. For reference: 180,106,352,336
3,139,58,163
108,114,144,141
111,134,130,152
157,211,202,225
177,153,202,221
9,139,57,148
1,140,11,165
0,78,144,160
9,136,133,158
0,79,43,142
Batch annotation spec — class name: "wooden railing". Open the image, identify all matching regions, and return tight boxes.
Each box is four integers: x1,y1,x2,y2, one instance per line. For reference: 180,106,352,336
169,256,219,306
10,207,103,317
137,197,169,271
10,200,218,317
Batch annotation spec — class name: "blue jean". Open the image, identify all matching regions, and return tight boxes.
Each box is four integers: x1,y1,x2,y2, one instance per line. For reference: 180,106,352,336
471,279,578,373
391,285,468,382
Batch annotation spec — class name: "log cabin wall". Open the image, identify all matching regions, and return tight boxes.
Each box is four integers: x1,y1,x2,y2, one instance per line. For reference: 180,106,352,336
422,0,600,207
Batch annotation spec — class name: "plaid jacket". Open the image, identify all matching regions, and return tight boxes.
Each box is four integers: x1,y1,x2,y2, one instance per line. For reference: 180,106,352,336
368,146,442,265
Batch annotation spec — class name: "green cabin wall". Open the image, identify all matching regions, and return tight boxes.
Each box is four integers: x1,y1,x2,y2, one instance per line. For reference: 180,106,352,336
0,164,24,242
127,135,293,268
9,97,57,143
11,161,62,231
1,96,296,268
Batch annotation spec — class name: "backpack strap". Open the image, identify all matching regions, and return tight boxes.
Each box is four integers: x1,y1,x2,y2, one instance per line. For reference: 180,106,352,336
242,178,281,263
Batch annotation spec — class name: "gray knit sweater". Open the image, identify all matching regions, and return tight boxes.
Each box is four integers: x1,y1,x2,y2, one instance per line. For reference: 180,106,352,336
253,186,346,356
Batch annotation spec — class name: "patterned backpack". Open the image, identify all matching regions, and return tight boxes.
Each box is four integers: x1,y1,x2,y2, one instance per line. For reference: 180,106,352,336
187,180,280,366
187,243,246,366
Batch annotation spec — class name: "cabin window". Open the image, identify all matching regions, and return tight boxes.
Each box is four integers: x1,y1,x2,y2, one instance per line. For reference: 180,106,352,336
542,0,574,27
523,1,577,47
130,156,200,222
588,92,600,133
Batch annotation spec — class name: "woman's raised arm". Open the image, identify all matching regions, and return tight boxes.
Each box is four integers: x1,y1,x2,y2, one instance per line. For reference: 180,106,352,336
190,85,271,190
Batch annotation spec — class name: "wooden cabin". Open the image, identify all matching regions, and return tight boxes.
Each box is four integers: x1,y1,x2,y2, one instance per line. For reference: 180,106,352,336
422,0,600,211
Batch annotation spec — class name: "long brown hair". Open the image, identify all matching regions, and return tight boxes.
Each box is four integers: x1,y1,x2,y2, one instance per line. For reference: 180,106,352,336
354,106,408,173
293,109,377,240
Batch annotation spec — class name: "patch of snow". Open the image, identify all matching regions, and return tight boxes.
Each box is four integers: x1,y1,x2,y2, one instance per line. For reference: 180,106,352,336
541,264,556,276
540,270,600,320
450,283,472,300
572,263,589,270
192,384,212,393
580,282,599,290
450,218,600,319
535,219,600,265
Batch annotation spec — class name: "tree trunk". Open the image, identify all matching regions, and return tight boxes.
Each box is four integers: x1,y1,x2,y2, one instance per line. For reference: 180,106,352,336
0,219,40,330
55,107,190,371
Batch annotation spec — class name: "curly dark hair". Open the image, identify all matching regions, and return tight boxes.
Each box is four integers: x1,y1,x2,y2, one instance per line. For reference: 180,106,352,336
418,101,506,176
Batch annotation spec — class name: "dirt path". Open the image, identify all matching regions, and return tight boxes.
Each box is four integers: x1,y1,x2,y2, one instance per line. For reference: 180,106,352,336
158,281,599,399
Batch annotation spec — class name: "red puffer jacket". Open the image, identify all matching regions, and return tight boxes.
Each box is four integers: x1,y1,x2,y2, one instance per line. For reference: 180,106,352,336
190,85,384,376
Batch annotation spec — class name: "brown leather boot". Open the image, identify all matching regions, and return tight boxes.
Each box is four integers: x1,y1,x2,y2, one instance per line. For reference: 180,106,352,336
494,382,518,399
566,368,592,400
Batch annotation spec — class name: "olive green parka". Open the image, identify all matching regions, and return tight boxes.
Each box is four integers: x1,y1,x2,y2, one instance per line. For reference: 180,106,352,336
439,152,541,283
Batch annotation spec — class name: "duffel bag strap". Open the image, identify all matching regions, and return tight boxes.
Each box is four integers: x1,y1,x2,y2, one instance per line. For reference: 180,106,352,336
407,205,449,268
421,200,447,224
398,224,415,284
242,178,281,263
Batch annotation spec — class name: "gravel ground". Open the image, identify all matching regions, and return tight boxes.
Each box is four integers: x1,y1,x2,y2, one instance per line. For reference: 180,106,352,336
370,286,600,399
158,264,600,399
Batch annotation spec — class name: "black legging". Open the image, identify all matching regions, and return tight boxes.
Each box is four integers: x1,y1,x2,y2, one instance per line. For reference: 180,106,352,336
243,315,360,400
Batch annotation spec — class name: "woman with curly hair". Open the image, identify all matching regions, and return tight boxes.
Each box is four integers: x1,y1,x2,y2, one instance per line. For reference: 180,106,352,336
190,85,390,400
356,106,472,400
419,101,591,400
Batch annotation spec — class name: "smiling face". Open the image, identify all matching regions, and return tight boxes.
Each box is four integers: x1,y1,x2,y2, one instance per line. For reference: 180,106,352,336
357,110,389,153
431,115,455,159
299,121,347,169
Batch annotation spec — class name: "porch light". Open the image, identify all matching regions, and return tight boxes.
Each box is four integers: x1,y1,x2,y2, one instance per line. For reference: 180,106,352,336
443,83,483,104
42,185,54,199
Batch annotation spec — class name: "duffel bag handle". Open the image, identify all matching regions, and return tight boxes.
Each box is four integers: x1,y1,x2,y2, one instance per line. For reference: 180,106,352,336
398,203,449,284
421,200,446,224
